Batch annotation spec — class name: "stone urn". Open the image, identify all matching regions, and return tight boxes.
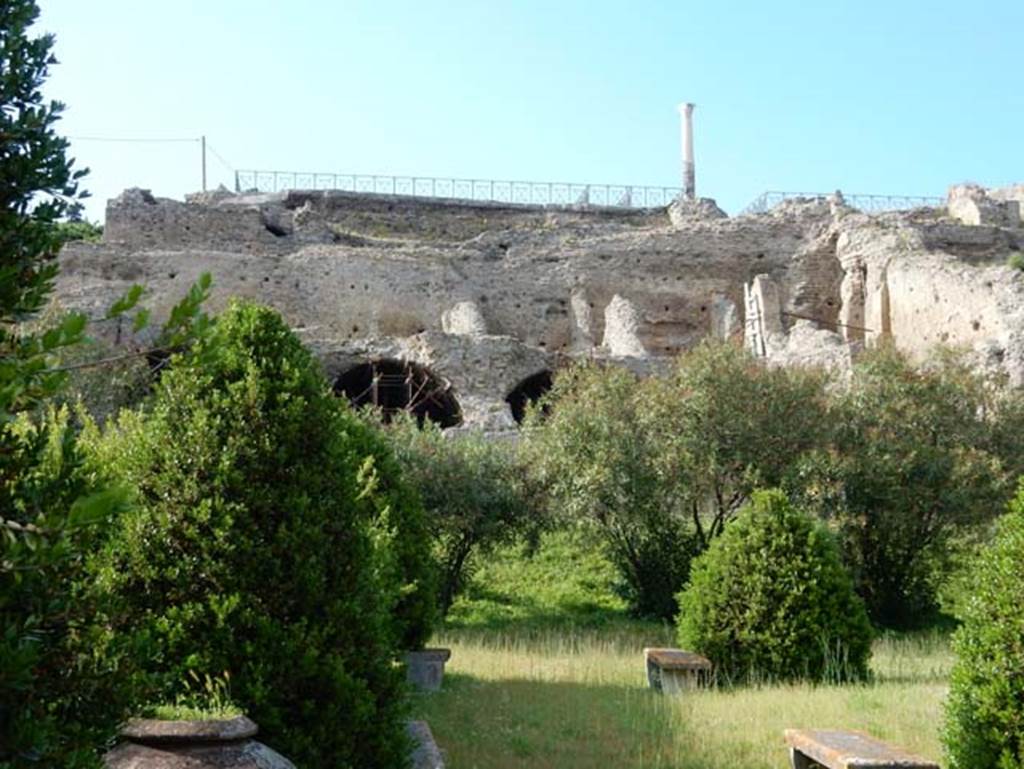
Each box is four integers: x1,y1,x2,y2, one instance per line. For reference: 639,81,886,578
405,647,452,692
104,715,295,769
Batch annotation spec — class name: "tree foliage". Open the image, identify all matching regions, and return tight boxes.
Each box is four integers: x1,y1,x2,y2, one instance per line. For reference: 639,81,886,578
0,4,114,764
384,415,541,616
790,346,1015,627
81,301,422,768
523,342,827,620
662,342,827,549
943,483,1024,769
677,489,872,684
522,362,696,619
53,219,102,245
0,0,89,421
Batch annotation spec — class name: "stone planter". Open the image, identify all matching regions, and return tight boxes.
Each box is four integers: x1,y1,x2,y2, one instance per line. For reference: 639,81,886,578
104,715,295,769
405,647,452,692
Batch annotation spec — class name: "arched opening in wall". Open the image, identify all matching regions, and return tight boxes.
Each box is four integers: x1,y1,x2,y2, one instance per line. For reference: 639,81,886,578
506,370,554,425
334,359,462,428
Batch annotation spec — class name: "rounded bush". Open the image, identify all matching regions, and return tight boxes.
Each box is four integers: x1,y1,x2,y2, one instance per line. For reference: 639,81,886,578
83,301,431,768
943,485,1024,769
676,489,872,683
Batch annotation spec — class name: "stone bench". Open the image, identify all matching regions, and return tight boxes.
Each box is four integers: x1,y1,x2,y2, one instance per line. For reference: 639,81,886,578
784,729,939,769
643,647,712,694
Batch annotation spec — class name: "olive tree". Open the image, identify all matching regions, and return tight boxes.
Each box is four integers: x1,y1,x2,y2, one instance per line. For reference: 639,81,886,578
523,342,828,620
791,347,1014,627
383,415,543,616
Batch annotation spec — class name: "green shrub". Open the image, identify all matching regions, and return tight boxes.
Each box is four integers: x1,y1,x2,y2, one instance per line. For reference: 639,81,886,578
356,421,438,650
1007,251,1024,271
943,484,1024,769
82,301,420,768
54,219,102,244
676,490,872,684
1,408,128,768
383,415,540,616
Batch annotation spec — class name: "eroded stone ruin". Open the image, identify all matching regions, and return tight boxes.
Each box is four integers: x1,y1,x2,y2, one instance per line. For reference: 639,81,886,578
55,182,1024,430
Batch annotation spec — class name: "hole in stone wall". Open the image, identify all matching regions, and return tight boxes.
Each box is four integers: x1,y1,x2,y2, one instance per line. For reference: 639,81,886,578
264,222,289,238
506,370,554,425
334,359,462,428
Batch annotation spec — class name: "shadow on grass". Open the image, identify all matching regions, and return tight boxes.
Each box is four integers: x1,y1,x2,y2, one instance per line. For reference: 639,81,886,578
413,672,689,769
413,670,946,769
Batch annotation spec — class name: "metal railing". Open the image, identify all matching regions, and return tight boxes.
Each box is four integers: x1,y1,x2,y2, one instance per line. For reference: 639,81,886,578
741,190,944,215
234,170,683,209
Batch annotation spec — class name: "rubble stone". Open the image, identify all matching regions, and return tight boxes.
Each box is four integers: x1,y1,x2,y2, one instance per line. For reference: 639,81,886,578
55,185,1024,428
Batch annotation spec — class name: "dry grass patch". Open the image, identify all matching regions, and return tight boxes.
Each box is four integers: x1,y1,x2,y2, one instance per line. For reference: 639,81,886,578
414,629,950,769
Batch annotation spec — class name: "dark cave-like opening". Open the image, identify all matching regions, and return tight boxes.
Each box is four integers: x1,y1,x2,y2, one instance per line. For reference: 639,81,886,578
506,370,554,425
334,358,462,428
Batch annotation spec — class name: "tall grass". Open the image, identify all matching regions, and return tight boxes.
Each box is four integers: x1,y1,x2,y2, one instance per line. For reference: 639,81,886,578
415,628,950,769
421,533,953,768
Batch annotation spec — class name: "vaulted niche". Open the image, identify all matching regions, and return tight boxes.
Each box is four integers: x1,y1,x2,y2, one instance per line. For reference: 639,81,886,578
506,370,554,425
334,359,462,428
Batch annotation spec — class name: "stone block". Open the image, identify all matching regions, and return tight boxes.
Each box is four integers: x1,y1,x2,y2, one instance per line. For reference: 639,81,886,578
405,648,452,692
783,729,938,769
948,184,1021,228
643,647,711,694
407,720,446,769
602,294,647,358
668,196,728,228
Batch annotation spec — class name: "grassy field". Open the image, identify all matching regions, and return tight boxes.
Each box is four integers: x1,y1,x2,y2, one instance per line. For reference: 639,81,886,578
414,628,950,769
414,532,952,769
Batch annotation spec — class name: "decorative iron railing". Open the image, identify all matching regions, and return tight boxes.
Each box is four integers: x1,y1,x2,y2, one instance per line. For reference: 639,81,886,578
234,170,683,209
741,190,944,215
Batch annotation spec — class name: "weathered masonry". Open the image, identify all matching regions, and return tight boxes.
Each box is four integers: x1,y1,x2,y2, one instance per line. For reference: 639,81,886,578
56,183,1024,429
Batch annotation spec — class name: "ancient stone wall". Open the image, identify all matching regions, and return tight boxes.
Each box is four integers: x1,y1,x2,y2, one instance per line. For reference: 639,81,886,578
56,183,1024,428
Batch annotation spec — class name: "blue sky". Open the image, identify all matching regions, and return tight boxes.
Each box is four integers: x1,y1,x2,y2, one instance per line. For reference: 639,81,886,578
40,0,1024,222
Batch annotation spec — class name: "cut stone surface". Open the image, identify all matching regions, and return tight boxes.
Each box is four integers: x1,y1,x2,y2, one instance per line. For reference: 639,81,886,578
119,715,257,744
105,741,295,769
405,648,452,692
784,729,939,769
644,648,712,671
105,717,294,769
408,720,446,769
